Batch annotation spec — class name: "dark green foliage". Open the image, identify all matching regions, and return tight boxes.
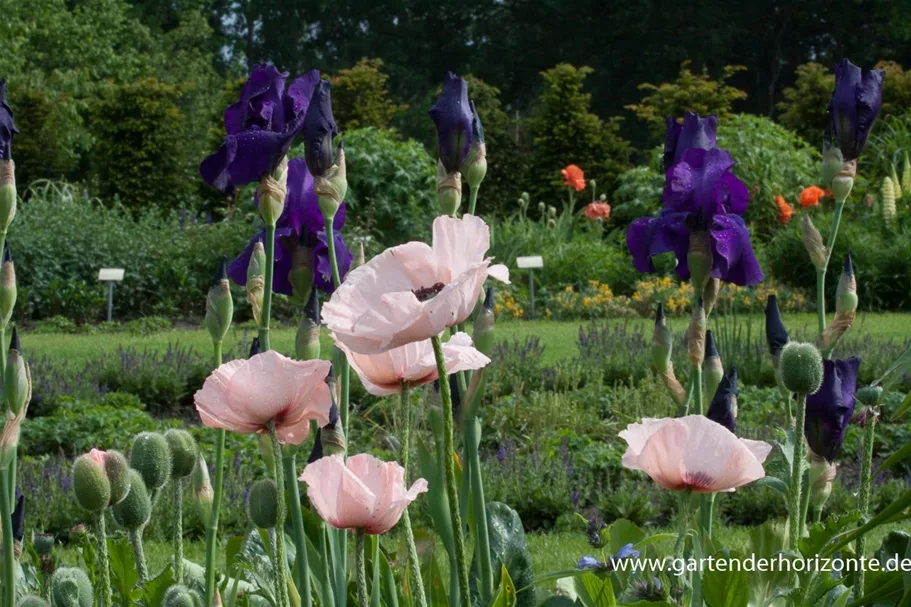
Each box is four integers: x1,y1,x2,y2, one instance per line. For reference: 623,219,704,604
330,58,407,131
610,165,664,227
476,503,535,607
776,63,833,145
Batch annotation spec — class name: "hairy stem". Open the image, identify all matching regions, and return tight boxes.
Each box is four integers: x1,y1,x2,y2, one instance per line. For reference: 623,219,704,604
173,478,184,582
270,423,289,607
129,528,148,583
204,342,225,605
398,386,428,607
789,393,808,550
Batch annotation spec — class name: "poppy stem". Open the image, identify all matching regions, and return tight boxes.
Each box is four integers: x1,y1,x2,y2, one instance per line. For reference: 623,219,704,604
789,393,808,551
173,477,184,583
129,528,148,583
204,342,225,606
398,386,429,607
430,335,471,607
356,530,368,607
856,413,877,599
94,510,112,607
269,422,290,607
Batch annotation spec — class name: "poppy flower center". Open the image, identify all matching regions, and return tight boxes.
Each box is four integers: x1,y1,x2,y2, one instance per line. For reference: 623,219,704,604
682,471,715,491
413,282,446,302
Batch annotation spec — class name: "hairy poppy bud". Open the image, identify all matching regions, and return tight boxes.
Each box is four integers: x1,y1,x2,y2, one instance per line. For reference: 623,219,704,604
801,214,827,270
51,568,93,607
247,479,279,528
436,161,462,216
4,329,30,416
472,287,495,356
162,585,197,607
808,453,837,512
779,342,824,395
72,451,111,513
257,156,288,227
463,100,487,191
0,160,16,233
882,176,897,228
295,289,321,361
537,202,545,215
130,432,171,491
704,331,724,401
687,298,706,367
165,429,198,479
104,450,131,506
112,470,151,531
206,259,233,344
16,595,49,607
33,533,54,555
0,244,15,329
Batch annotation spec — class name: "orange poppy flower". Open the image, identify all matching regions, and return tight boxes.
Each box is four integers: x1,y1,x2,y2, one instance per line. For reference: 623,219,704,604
775,195,793,224
799,186,825,209
561,165,586,192
584,201,611,220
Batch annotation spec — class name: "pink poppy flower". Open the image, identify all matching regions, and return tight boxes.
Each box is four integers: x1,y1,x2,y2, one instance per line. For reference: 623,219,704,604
194,351,332,444
322,214,509,354
620,415,772,493
87,448,107,468
584,201,611,220
335,332,490,396
300,454,428,534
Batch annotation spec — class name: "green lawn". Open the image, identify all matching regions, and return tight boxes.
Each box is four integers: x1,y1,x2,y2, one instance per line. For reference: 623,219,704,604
21,312,911,366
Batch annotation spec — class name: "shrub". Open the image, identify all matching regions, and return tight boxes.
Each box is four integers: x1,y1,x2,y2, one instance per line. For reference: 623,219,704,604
330,58,407,131
609,165,664,227
546,281,635,320
776,62,833,144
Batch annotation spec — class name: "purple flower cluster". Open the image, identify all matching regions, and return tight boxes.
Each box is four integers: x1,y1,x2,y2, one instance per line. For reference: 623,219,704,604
627,113,763,287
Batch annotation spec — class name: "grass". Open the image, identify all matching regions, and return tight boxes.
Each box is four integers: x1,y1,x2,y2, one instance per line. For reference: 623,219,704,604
22,312,911,367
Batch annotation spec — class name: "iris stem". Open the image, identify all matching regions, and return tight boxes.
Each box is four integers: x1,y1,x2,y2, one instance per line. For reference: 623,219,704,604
816,198,846,358
789,393,808,551
0,468,12,607
173,478,184,583
204,342,225,606
283,452,311,607
259,223,276,351
398,386,429,607
468,187,479,216
430,335,470,607
856,414,877,599
0,318,13,512
356,531,368,607
270,423,290,607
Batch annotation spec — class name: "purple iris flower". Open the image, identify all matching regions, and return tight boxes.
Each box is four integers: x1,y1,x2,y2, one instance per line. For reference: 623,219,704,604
805,357,861,462
706,368,738,433
302,78,339,177
0,78,19,160
429,72,472,172
627,116,763,287
663,112,716,170
228,158,351,294
200,65,320,194
827,59,884,162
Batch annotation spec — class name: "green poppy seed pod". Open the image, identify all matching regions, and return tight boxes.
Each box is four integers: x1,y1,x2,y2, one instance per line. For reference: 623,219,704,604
51,568,93,607
856,385,884,408
33,533,54,555
257,156,288,227
4,329,29,416
687,298,706,367
436,161,462,216
316,143,347,221
16,595,49,607
165,429,198,479
0,161,17,233
903,151,911,194
289,233,314,306
704,331,724,401
537,202,545,215
779,342,824,395
649,304,672,372
801,214,828,270
206,259,233,345
835,254,857,316
103,450,131,506
882,176,897,228
821,143,843,188
808,453,837,512
111,470,151,531
0,244,15,329
891,163,903,200
296,289,321,361
703,277,720,317
686,221,713,294
472,288,495,356
162,585,197,607
548,206,557,219
247,478,279,528
72,451,110,512
130,432,171,491
830,160,855,203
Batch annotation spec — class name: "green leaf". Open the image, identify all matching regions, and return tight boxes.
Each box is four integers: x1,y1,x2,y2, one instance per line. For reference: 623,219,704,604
872,347,911,393
894,391,911,420
702,551,749,607
472,502,536,607
801,511,861,558
874,442,911,477
489,565,517,607
574,572,616,607
141,566,175,607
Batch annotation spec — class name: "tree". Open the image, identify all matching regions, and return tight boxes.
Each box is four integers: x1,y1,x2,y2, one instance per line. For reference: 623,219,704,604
776,63,833,145
330,59,407,131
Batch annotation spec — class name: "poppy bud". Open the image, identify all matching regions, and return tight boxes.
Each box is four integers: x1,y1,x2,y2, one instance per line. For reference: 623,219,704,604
4,329,30,416
295,289,321,361
472,287,495,356
857,385,883,408
703,277,720,317
191,454,213,523
165,429,198,479
103,450,131,506
0,244,15,329
903,151,911,194
246,241,266,325
33,533,54,556
801,214,828,270
0,160,16,233
315,142,347,221
72,451,111,513
704,331,724,401
548,206,557,219
687,298,706,367
205,259,233,345
686,215,713,294
163,585,197,607
130,432,171,492
463,100,487,191
808,453,837,512
112,470,151,531
706,368,738,433
17,595,48,607
779,342,824,395
537,202,545,215
882,177,897,228
891,164,903,200
547,218,556,229
51,568,93,607
257,156,288,227
436,161,462,216
247,479,279,528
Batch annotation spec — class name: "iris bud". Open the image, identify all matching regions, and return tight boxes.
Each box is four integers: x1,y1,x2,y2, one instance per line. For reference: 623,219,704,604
808,453,837,512
315,142,347,221
463,100,487,190
687,298,706,367
353,243,365,269
0,160,16,233
436,161,462,216
162,585,197,607
0,244,15,329
764,294,789,364
704,330,723,401
165,429,198,479
247,479,279,528
903,151,911,194
836,254,857,316
72,452,111,513
103,450,131,506
4,329,30,415
246,241,266,325
649,304,672,372
472,287,495,356
130,432,171,491
191,454,213,523
205,259,233,344
686,213,712,294
779,342,824,395
257,156,288,227
51,568,93,607
703,277,720,317
801,214,828,270
821,140,843,188
112,470,151,531
288,232,315,306
296,289,321,361
830,161,855,203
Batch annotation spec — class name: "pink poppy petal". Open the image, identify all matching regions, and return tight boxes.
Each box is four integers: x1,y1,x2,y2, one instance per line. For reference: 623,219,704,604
636,419,689,491
432,214,491,283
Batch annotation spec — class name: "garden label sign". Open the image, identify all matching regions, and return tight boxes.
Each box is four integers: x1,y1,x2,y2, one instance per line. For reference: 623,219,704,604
98,268,125,322
516,256,543,320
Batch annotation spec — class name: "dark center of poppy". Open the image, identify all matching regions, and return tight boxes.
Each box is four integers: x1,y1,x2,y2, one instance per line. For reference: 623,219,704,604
413,282,445,302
